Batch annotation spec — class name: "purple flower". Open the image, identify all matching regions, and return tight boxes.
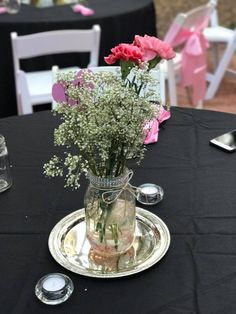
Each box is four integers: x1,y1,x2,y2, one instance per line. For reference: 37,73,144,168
73,69,95,89
52,83,66,103
68,98,78,106
52,69,95,107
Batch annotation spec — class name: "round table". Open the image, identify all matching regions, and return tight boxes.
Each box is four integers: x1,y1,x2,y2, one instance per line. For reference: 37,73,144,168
0,0,156,117
1,107,236,313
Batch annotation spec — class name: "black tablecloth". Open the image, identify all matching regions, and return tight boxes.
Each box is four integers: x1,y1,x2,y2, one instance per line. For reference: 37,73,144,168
0,0,156,118
1,107,236,314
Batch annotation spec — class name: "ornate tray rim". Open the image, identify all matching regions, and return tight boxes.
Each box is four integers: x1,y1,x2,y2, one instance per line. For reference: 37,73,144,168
48,207,171,278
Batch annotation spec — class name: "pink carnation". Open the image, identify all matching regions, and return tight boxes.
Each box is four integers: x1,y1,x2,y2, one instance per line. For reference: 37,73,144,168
104,43,144,65
134,35,176,61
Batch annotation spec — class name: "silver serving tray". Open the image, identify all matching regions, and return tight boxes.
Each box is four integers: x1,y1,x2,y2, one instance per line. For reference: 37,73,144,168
48,207,171,278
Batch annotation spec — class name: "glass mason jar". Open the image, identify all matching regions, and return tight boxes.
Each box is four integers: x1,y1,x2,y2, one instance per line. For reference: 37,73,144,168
0,135,13,193
84,170,136,257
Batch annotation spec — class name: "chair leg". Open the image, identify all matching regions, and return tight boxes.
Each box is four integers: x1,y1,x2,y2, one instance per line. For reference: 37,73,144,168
205,40,236,100
184,86,203,109
185,86,193,106
17,93,23,115
196,100,203,109
52,65,59,110
18,70,34,115
167,60,178,106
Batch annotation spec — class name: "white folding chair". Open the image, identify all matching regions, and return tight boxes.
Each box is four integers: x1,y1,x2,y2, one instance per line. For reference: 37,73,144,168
203,0,236,100
11,25,101,115
88,65,166,105
161,2,215,108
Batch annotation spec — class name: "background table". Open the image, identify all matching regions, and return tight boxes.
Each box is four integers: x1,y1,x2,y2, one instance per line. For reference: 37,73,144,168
1,107,236,313
0,0,156,118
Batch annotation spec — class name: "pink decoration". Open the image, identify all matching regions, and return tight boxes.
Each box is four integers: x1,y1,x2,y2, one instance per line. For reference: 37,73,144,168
52,82,78,106
133,35,176,62
104,44,144,65
104,36,176,65
73,69,94,89
73,70,86,85
68,98,77,106
164,16,210,104
72,4,95,16
181,31,208,103
144,119,160,144
52,83,66,103
0,7,7,14
144,107,171,144
158,106,171,123
52,70,96,107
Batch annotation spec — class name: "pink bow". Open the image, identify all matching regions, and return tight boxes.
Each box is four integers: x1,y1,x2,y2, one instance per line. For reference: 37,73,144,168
72,4,95,16
180,30,208,103
144,107,171,144
164,15,210,104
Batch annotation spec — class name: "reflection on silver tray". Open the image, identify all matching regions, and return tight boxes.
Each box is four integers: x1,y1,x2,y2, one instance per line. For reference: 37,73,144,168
48,207,171,278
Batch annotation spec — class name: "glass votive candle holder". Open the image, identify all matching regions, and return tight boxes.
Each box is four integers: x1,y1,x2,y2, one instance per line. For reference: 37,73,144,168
0,134,13,193
35,273,74,305
137,183,164,205
4,0,21,14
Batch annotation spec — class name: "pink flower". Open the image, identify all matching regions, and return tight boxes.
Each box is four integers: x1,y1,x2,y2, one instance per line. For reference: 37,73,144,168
104,43,144,65
134,35,176,61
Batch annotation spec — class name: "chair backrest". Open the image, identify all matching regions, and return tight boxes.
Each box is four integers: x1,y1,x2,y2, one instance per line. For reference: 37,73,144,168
52,66,165,109
11,25,101,73
11,25,101,114
16,70,32,115
164,2,215,45
84,66,165,104
163,2,216,106
209,0,219,27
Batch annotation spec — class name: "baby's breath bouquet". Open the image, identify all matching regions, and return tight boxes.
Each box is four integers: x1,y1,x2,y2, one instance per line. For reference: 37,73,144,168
44,68,157,187
44,35,175,257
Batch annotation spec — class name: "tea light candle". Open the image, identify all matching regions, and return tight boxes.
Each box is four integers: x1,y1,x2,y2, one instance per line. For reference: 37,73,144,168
137,183,164,205
140,185,158,195
42,274,66,292
35,273,74,305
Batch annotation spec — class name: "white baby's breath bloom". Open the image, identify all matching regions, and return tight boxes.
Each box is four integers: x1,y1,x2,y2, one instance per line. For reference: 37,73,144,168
44,66,160,188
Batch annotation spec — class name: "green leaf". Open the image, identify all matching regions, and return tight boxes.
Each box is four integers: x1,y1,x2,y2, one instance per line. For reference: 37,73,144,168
148,56,161,70
120,60,134,80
